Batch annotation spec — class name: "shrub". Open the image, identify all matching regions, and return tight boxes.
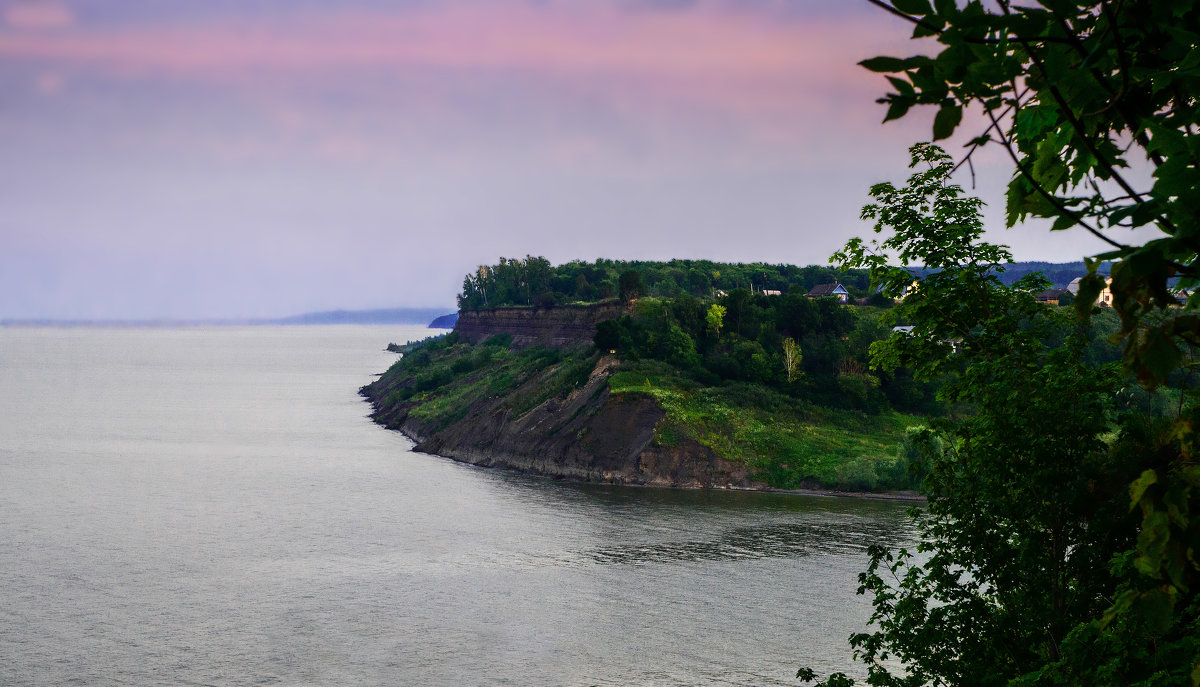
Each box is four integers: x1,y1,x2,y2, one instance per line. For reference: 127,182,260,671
834,456,879,491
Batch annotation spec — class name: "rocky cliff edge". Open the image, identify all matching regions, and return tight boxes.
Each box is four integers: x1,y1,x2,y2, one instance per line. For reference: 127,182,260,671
362,353,757,489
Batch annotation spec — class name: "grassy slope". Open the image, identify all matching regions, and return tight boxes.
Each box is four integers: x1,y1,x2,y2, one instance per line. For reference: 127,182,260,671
372,335,923,492
375,336,598,433
609,360,920,491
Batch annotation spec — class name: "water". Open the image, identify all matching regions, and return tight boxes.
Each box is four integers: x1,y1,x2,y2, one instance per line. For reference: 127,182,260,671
0,325,915,686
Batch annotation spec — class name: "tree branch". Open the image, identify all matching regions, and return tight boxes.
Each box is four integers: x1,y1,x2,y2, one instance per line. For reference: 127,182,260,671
996,1,1177,236
984,109,1131,252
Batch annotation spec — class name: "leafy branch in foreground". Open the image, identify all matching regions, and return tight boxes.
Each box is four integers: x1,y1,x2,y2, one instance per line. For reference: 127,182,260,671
858,0,1200,386
800,3,1200,682
799,144,1195,686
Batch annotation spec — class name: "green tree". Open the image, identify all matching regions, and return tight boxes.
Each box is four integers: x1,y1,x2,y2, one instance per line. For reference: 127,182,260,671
822,3,1200,682
802,144,1147,686
782,337,802,383
706,304,726,339
619,269,643,302
859,0,1199,384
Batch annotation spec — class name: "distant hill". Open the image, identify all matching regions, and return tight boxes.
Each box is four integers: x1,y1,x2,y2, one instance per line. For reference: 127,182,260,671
269,308,451,326
912,261,1112,289
428,313,458,329
1,307,453,327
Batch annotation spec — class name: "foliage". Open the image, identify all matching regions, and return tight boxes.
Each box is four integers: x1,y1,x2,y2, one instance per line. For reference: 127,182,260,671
706,304,726,338
861,0,1200,381
457,256,878,310
826,0,1200,681
607,360,920,491
370,333,596,432
782,337,802,383
802,144,1161,686
619,269,644,302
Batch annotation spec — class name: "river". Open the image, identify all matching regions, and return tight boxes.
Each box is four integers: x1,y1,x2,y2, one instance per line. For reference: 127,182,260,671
0,325,914,686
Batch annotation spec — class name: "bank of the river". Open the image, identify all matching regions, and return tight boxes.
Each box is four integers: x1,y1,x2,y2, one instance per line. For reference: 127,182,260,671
361,330,927,495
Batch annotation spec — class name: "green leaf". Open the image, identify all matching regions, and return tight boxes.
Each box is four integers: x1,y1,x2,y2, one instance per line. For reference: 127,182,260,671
1006,177,1030,227
860,56,909,73
1050,214,1076,231
932,103,962,141
883,98,912,123
1129,469,1159,509
1140,328,1181,385
886,75,915,97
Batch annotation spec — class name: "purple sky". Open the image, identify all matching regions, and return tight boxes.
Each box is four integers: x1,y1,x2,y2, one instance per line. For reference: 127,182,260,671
1,0,1119,319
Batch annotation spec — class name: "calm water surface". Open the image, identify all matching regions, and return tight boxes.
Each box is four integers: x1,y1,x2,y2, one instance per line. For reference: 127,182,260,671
0,326,915,686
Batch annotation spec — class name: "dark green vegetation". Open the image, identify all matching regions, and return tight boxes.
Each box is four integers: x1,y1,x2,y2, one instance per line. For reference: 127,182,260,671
798,1,1200,685
457,256,873,309
454,255,1093,311
597,295,936,414
800,145,1198,687
373,333,598,434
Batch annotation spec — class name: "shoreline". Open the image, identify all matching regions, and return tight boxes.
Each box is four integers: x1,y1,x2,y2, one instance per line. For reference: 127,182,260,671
377,406,926,503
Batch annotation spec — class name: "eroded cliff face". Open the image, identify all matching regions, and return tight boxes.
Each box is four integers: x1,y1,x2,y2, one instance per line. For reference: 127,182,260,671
363,355,756,489
453,303,628,348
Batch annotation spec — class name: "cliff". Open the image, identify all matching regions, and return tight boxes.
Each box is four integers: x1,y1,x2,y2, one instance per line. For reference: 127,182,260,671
362,351,756,489
453,302,628,348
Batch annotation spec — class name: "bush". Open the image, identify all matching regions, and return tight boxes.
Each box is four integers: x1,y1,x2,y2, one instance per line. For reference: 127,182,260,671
481,333,513,348
834,456,879,491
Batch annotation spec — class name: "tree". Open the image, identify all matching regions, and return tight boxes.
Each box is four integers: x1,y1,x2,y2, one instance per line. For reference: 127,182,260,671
859,0,1199,385
706,304,726,339
802,143,1150,687
619,269,643,302
820,3,1200,682
782,337,802,382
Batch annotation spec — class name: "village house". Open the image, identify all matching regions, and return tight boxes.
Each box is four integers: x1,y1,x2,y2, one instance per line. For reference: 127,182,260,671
1066,275,1114,307
806,283,850,303
1035,288,1070,305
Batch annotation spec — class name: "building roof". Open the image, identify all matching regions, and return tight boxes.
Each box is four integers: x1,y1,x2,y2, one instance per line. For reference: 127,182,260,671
1036,288,1070,301
807,283,848,297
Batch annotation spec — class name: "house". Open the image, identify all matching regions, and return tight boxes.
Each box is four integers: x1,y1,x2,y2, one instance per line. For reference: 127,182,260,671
761,289,782,296
1098,278,1114,307
1035,288,1070,305
892,325,915,335
1066,275,1114,307
807,283,850,303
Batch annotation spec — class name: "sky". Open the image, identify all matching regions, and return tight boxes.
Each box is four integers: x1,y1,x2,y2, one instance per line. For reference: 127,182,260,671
0,0,1120,320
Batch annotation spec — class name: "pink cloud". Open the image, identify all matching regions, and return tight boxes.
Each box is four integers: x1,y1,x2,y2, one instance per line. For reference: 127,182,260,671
0,3,908,114
2,0,75,31
1,1,933,170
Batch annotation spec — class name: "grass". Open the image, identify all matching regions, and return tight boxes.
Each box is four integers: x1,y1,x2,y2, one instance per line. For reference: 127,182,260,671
610,360,919,491
376,334,599,432
376,335,923,492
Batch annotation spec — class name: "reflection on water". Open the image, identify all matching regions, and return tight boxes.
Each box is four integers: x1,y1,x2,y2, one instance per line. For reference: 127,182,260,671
0,326,917,687
583,518,909,565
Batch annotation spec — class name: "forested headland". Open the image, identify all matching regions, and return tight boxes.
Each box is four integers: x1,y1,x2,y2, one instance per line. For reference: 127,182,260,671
366,255,1176,494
